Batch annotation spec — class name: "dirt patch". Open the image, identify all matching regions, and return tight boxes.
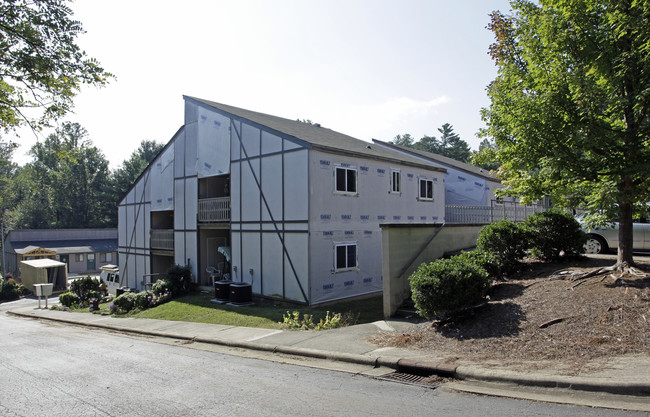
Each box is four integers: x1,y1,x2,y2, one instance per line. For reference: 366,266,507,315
373,256,650,373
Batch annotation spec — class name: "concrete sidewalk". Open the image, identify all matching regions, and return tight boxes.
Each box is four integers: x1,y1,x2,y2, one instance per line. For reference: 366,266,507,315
7,305,650,411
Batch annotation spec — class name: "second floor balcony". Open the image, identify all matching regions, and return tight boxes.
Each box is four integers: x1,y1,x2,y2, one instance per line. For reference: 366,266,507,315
150,229,174,251
198,197,231,223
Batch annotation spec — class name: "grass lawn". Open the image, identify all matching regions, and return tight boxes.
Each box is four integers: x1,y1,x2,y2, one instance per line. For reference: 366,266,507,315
80,292,384,330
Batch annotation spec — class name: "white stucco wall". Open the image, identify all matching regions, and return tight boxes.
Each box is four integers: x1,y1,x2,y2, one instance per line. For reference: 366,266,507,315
308,149,445,304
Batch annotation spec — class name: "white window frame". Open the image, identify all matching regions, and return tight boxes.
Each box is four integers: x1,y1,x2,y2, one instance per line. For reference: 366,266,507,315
391,169,401,194
75,254,84,262
418,178,434,201
334,241,358,272
334,165,358,195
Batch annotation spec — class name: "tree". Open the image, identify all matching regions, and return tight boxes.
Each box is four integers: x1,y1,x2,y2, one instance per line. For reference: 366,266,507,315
471,138,501,171
0,0,112,132
482,0,650,268
113,140,164,199
410,123,471,163
390,133,415,148
13,122,113,228
435,123,471,162
0,139,18,209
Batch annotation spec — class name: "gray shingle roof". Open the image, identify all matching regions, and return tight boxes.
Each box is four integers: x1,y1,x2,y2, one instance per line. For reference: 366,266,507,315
185,96,446,173
372,139,499,182
11,239,117,254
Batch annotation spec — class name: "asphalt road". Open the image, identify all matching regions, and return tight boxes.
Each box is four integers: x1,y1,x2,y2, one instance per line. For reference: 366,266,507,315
1,302,646,417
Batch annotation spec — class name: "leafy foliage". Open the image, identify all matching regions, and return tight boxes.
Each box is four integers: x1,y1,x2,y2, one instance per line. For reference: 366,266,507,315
409,256,492,319
0,0,112,132
482,0,650,264
58,291,80,308
112,140,164,200
11,123,114,228
525,210,587,261
390,124,472,163
455,249,503,281
280,310,353,331
113,292,137,313
476,220,530,274
166,264,192,296
0,278,20,301
69,276,106,305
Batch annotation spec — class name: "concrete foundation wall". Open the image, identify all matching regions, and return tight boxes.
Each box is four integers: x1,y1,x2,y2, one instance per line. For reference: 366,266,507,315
380,223,484,317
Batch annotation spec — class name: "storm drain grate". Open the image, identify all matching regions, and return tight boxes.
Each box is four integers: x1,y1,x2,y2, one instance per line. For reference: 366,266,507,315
379,372,444,388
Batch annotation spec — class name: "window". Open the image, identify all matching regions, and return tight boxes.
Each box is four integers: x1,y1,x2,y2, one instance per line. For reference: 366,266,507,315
100,252,112,263
75,254,84,262
391,169,401,193
335,242,357,271
335,166,357,193
418,178,433,200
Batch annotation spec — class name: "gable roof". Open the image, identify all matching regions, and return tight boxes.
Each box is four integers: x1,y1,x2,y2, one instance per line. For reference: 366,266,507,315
372,139,498,182
185,96,446,173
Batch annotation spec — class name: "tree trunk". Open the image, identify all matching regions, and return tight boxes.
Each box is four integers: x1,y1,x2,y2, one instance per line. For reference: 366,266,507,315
617,200,634,267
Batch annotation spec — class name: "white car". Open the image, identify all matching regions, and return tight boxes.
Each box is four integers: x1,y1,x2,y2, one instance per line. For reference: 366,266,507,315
583,221,650,254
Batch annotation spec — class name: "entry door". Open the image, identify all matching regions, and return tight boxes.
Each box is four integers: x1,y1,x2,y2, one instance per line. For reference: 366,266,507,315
86,253,96,271
59,254,69,267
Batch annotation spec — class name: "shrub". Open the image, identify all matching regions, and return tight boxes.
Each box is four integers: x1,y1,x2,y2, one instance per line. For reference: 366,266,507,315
409,255,492,319
58,291,80,308
166,264,192,296
152,279,172,296
70,276,107,305
113,292,137,313
525,210,587,260
476,220,530,274
134,291,151,310
0,279,21,301
456,250,503,280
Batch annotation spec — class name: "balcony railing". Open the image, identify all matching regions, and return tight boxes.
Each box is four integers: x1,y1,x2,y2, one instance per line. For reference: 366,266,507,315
445,202,546,224
198,197,231,223
150,229,174,250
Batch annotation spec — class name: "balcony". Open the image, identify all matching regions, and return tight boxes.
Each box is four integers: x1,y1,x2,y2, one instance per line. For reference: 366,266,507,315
198,197,231,223
150,229,174,251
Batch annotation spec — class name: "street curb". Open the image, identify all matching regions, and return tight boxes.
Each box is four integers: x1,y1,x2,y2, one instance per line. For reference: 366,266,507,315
8,310,650,397
454,366,650,397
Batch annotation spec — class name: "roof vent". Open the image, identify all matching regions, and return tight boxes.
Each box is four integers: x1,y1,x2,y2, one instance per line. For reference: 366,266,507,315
366,144,372,149
314,123,321,127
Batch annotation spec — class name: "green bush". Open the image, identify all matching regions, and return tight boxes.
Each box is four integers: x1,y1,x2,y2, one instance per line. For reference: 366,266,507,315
525,210,587,260
58,291,80,308
409,255,492,319
0,279,21,301
113,292,137,313
456,250,503,280
134,291,152,310
152,279,172,296
69,276,106,305
476,220,530,274
166,264,192,296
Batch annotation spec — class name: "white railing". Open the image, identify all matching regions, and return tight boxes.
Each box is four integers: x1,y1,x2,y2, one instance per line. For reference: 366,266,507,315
198,197,231,223
445,201,546,224
150,229,174,250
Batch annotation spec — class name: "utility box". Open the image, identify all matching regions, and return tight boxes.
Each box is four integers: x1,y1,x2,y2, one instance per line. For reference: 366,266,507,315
33,283,54,309
33,283,54,297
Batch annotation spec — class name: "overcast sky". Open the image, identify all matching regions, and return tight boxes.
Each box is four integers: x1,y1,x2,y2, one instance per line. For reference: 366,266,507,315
10,0,513,167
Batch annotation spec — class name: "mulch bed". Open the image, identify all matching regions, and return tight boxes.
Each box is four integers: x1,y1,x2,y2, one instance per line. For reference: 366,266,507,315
372,256,650,373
